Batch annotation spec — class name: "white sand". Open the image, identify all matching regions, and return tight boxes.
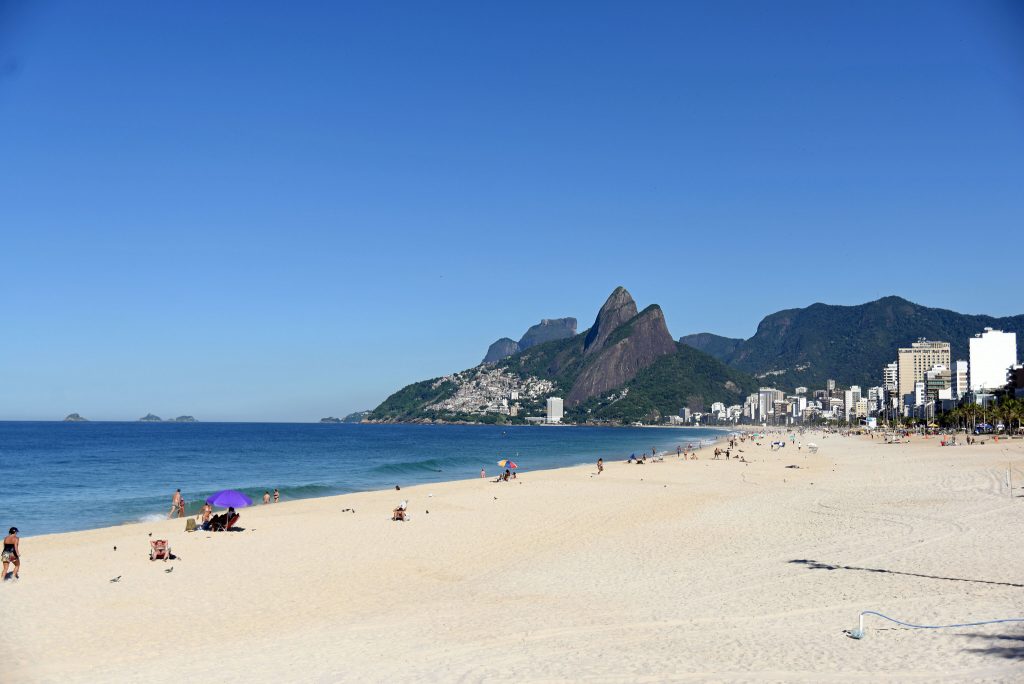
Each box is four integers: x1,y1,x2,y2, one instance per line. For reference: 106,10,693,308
3,431,1024,682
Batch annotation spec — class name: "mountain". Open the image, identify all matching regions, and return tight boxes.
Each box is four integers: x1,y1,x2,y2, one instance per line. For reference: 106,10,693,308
519,318,578,350
678,333,743,361
566,302,676,406
343,410,371,423
577,344,757,423
680,296,1024,389
481,318,578,364
63,413,88,422
372,287,751,423
482,338,521,364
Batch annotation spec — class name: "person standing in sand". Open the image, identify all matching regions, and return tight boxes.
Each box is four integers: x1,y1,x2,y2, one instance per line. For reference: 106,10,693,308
263,491,271,504
169,489,182,518
597,458,604,474
480,468,485,478
2,527,20,581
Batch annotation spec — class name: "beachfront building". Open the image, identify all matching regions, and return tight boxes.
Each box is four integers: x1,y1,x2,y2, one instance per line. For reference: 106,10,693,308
757,388,784,422
545,397,564,424
898,340,951,407
924,365,952,402
969,328,1018,392
952,360,969,400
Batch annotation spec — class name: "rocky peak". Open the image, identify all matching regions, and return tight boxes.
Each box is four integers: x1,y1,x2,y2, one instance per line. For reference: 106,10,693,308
568,304,676,406
482,338,521,364
518,318,577,351
584,287,638,355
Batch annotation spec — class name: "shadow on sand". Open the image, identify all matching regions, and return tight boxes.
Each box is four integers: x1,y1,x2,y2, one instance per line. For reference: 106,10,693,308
788,559,1024,588
958,631,1024,660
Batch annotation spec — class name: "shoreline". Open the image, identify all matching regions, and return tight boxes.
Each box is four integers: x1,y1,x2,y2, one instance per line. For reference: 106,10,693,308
25,430,731,543
6,431,1024,681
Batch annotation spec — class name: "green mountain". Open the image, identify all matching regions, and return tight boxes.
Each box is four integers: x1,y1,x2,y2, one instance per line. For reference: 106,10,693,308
481,318,578,363
371,287,754,424
681,296,1024,390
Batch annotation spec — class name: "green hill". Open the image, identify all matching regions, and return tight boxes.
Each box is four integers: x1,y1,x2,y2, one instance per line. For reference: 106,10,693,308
682,296,1024,389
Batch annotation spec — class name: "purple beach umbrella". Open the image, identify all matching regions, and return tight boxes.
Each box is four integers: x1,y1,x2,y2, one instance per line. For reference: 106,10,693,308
205,489,253,508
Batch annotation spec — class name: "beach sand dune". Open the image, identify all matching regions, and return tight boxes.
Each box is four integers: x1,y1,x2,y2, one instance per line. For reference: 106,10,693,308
3,433,1024,682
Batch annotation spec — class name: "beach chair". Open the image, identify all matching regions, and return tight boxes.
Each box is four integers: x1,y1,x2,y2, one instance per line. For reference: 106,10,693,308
225,514,240,530
150,539,171,561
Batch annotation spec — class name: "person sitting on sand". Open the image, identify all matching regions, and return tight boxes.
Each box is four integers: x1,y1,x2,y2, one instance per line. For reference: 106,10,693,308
2,527,20,581
197,502,213,529
392,500,408,521
503,469,511,482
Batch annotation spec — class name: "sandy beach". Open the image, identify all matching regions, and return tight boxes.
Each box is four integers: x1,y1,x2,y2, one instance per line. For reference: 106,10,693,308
4,431,1024,682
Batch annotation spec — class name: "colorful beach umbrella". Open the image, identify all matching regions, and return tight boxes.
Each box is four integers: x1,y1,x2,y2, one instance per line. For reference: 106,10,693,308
205,489,253,508
497,459,518,469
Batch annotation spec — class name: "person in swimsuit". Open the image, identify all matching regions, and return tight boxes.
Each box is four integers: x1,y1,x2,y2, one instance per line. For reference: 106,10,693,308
2,527,20,581
597,458,603,474
198,502,213,530
263,491,271,505
273,489,280,503
169,489,182,518
177,497,186,518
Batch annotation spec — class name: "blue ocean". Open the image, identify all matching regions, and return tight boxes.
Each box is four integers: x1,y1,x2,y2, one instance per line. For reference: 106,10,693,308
0,422,725,536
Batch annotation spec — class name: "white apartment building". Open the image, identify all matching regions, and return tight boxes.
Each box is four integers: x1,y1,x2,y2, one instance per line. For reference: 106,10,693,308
952,360,969,400
969,328,1017,392
883,362,898,393
546,397,564,424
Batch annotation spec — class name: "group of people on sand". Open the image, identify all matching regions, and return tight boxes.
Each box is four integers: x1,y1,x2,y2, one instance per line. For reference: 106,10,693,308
169,487,281,522
194,501,240,531
493,469,516,482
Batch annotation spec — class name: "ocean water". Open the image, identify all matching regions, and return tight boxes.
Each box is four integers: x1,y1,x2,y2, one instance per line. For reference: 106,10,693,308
0,422,725,536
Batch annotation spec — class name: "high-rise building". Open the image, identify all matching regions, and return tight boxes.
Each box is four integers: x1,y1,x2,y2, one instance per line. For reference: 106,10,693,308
826,379,836,394
898,340,951,406
969,328,1018,392
883,362,898,393
952,360,969,400
545,397,564,424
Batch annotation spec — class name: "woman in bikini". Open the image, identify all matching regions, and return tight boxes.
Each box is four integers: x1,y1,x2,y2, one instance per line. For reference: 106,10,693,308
2,527,21,581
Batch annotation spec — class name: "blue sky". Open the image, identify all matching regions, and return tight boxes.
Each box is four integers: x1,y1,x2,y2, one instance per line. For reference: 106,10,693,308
1,1,1022,421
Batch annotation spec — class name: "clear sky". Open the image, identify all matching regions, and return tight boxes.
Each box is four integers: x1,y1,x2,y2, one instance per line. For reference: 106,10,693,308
1,1,1022,421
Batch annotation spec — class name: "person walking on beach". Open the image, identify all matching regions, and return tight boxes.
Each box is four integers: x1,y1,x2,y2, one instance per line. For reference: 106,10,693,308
169,489,182,518
597,458,604,474
263,491,271,504
2,527,20,581
273,488,280,503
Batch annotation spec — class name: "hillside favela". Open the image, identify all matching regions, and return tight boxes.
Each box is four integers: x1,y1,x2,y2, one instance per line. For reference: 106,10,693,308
3,3,1024,683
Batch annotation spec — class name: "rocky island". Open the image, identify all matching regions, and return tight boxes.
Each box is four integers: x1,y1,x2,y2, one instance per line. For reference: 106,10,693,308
63,413,88,422
138,414,162,422
319,417,343,423
171,416,196,423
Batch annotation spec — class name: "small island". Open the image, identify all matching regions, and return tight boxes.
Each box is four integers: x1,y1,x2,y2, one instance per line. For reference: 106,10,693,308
63,413,88,422
171,416,197,422
138,413,163,422
343,410,371,423
319,417,343,423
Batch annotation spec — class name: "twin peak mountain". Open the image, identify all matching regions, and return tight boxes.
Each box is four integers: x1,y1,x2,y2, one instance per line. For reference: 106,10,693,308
370,287,753,423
